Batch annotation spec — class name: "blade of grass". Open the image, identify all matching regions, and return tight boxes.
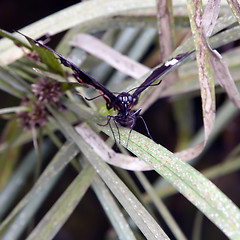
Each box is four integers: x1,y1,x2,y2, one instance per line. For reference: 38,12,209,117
91,173,137,240
135,171,187,240
71,33,149,79
26,163,95,240
146,154,240,202
0,119,21,191
226,0,240,24
174,0,216,161
1,159,67,240
98,123,240,239
0,106,27,115
191,211,204,240
0,110,78,154
108,27,157,88
75,123,151,171
0,139,53,219
0,141,79,233
48,106,170,240
0,65,31,92
0,72,25,98
143,100,240,201
91,27,141,83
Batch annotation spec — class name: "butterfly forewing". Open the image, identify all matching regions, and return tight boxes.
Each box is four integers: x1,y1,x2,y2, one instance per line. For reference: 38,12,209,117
132,51,194,98
18,31,117,109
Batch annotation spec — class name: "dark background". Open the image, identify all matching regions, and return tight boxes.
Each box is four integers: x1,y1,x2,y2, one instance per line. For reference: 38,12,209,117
0,0,79,32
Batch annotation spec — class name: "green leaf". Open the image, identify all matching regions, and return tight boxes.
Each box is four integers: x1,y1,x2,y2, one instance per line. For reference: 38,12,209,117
18,32,65,76
0,29,31,50
0,119,21,191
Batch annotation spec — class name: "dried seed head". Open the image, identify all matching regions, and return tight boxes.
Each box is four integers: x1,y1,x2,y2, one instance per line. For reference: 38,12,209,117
32,78,63,103
18,78,65,130
18,100,48,130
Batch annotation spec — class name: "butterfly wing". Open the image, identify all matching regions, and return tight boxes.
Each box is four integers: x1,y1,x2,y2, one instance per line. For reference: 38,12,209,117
132,51,194,98
56,55,116,109
18,31,117,110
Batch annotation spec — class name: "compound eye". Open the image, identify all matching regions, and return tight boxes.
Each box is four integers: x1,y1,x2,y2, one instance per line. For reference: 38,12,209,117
128,95,133,102
118,96,122,102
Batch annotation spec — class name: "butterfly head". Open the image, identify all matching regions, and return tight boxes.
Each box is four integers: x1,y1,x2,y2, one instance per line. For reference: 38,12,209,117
116,92,138,117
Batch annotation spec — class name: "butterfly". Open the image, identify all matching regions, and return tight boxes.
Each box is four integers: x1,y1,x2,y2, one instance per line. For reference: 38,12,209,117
18,31,193,147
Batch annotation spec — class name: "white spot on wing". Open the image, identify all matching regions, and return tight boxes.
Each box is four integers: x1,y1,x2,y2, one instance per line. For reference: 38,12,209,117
165,58,179,66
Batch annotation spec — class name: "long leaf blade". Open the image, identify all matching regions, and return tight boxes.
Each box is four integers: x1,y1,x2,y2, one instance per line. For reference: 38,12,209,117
26,164,95,240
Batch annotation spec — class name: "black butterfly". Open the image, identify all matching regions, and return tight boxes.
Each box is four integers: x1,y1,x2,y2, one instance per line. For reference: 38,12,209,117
18,31,193,146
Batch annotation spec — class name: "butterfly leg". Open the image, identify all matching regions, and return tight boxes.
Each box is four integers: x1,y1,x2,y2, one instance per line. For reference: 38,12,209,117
107,116,118,145
112,117,121,144
125,109,142,148
126,123,134,148
138,115,154,140
98,115,119,146
97,115,112,127
126,109,154,147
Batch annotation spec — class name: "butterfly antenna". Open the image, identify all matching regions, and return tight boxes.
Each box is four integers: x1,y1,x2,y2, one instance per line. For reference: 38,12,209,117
74,92,100,103
127,80,162,94
85,94,105,101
